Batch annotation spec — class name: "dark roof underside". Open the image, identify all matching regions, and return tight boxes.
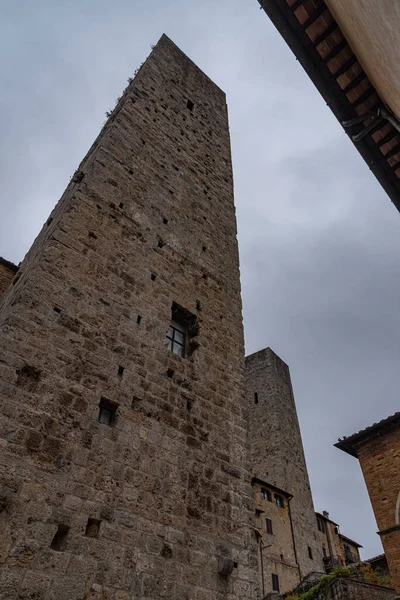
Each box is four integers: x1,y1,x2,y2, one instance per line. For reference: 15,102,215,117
258,0,400,213
335,412,400,457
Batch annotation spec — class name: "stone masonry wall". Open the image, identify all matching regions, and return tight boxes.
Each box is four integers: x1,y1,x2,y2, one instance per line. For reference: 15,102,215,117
245,348,324,580
0,35,259,600
358,426,400,594
0,258,17,298
316,577,395,600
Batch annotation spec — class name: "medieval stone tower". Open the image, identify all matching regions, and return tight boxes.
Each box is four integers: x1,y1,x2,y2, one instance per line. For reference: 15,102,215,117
0,35,259,599
246,348,324,580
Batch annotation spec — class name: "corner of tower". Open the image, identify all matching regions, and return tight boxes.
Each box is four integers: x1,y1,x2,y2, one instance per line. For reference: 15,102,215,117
245,346,289,369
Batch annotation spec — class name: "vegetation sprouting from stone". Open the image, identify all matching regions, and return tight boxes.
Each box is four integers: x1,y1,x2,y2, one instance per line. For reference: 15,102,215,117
285,564,393,600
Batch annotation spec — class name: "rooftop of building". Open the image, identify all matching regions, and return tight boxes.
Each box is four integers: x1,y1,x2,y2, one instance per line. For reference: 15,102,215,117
335,412,400,458
366,553,386,565
0,257,18,272
339,533,362,549
315,511,339,527
251,476,293,499
258,0,400,212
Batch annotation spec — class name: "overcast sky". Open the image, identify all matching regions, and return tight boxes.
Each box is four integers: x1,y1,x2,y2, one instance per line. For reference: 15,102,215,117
2,0,399,560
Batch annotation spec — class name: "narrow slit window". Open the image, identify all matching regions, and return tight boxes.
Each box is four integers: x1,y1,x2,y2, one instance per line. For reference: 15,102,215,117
272,574,280,593
266,517,273,535
254,392,258,404
308,546,313,560
187,100,194,111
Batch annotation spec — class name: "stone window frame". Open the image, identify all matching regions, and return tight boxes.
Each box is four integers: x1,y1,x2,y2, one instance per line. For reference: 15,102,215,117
274,494,284,508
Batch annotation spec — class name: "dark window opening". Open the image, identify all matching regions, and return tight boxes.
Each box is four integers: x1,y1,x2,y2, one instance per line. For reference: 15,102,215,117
118,366,124,378
308,546,313,560
274,495,284,508
323,546,327,557
261,488,271,502
272,574,280,593
85,518,101,538
163,217,168,224
317,517,326,533
157,238,165,248
334,526,339,535
98,398,118,426
51,524,69,551
167,368,174,378
254,392,258,404
280,554,284,561
164,302,198,358
150,273,156,281
202,245,207,252
137,315,142,324
187,100,194,111
266,517,273,535
119,202,124,209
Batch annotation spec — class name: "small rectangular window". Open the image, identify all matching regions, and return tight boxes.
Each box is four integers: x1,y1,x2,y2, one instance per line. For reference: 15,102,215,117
274,495,284,508
187,99,194,111
261,488,271,501
317,517,326,533
164,302,198,358
266,517,273,535
272,574,280,592
165,320,186,357
98,398,118,426
308,546,313,559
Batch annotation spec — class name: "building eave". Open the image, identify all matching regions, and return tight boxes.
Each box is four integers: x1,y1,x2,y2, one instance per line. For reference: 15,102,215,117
251,476,293,499
335,412,400,458
339,533,362,549
258,0,400,213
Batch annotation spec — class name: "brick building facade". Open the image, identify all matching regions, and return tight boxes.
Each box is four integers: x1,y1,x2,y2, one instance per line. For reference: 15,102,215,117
336,413,400,597
0,35,259,599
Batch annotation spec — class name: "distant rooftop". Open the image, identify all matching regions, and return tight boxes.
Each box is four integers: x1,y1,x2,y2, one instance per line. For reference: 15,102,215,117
335,412,400,458
0,257,18,272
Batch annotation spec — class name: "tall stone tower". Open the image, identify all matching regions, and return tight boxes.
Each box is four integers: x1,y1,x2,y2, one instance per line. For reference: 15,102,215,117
0,35,258,599
246,348,323,579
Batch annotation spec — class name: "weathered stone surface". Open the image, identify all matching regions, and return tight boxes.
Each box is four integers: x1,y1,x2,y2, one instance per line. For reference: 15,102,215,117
246,347,324,587
0,35,258,598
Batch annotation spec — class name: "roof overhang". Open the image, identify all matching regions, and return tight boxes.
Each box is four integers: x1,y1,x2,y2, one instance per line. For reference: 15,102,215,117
258,0,400,212
335,412,400,458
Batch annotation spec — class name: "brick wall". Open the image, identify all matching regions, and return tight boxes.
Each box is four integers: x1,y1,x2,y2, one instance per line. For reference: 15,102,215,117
0,257,17,298
358,426,400,594
0,35,259,599
246,348,324,580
